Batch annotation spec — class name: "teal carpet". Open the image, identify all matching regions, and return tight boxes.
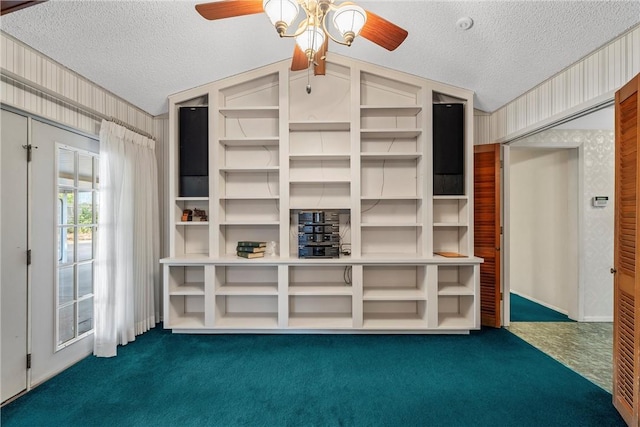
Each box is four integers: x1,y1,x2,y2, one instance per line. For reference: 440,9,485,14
1,326,622,427
511,293,575,322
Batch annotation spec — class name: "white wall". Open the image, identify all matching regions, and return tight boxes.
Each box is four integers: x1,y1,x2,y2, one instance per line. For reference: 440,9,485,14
509,148,577,315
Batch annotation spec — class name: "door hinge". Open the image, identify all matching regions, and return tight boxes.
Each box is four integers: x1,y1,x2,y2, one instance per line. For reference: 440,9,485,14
27,354,31,369
500,292,503,301
22,144,37,162
500,160,504,168
27,249,32,265
500,226,503,235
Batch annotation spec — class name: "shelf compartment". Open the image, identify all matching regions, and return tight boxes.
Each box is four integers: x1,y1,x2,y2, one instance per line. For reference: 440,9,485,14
433,198,468,225
220,199,279,223
168,265,205,295
289,121,350,131
217,284,278,295
289,128,350,156
362,301,427,329
437,265,475,296
219,167,279,173
433,227,469,256
175,198,210,229
360,194,420,224
219,137,279,146
289,154,350,161
360,106,422,117
221,144,279,169
175,225,209,257
288,265,353,295
219,224,278,257
438,295,475,328
215,295,278,329
219,106,279,118
288,313,353,328
289,157,350,182
361,152,422,160
363,289,426,300
167,295,205,328
289,182,350,210
361,158,419,199
220,73,279,108
363,265,427,299
361,129,422,139
221,171,279,199
361,223,422,228
288,295,352,328
361,227,421,256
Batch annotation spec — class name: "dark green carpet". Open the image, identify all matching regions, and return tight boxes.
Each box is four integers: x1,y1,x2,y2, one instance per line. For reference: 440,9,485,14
1,326,622,427
511,293,575,322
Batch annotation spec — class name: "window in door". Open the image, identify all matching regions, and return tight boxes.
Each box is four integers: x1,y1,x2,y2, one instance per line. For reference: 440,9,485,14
56,146,98,349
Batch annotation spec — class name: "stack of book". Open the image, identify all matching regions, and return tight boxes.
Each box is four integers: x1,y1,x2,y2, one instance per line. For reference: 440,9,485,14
236,241,267,258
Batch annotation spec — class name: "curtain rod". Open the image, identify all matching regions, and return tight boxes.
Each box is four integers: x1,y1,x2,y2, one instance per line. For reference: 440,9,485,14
1,67,155,140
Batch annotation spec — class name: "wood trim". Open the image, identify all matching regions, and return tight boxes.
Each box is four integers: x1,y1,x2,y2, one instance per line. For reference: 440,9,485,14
474,143,501,327
1,1,46,16
613,72,640,427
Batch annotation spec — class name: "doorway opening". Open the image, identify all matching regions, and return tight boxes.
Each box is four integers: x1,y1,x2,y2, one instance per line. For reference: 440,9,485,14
503,106,615,392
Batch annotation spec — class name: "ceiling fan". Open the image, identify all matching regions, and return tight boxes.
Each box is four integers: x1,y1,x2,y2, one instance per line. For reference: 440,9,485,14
195,0,408,76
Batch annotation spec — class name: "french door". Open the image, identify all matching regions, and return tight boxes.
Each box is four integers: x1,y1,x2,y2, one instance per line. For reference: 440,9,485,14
1,109,29,403
1,108,98,403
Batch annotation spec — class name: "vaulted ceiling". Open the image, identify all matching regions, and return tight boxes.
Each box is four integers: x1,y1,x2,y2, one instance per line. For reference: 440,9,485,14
1,1,639,116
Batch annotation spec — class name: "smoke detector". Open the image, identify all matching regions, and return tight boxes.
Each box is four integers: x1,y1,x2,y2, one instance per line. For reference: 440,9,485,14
456,17,474,31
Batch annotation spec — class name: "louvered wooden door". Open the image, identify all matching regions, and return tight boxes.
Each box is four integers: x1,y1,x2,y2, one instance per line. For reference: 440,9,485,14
474,143,501,328
613,73,640,427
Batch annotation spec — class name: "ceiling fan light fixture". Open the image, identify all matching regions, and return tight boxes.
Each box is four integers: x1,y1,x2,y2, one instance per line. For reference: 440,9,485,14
332,3,367,46
263,0,300,35
295,25,326,60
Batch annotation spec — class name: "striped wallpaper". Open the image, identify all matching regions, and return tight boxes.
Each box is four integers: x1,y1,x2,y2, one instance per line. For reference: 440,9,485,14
1,32,155,137
475,24,640,145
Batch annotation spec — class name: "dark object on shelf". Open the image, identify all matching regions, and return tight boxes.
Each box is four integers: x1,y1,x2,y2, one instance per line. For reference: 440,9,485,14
179,106,209,197
236,251,265,259
433,103,464,195
298,210,340,258
181,209,193,222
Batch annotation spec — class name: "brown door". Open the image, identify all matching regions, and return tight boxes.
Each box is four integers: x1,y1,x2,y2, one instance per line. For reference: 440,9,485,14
613,73,640,427
474,143,501,328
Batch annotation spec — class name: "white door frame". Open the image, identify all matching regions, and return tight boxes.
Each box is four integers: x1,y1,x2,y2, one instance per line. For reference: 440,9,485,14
501,98,614,324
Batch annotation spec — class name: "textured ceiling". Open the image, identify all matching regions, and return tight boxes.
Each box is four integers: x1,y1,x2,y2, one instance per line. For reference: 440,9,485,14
1,1,639,116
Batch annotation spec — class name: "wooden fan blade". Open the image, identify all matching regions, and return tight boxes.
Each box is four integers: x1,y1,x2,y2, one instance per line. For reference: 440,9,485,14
291,45,310,71
313,38,329,76
196,0,263,21
359,10,408,51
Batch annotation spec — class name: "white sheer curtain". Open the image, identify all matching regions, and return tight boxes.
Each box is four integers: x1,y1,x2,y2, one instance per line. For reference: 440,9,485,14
94,120,160,357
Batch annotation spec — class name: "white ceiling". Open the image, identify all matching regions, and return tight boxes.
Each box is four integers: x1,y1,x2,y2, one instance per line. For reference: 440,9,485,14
1,1,639,116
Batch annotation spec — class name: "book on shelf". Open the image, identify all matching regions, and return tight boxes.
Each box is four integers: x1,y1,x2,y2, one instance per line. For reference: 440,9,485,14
236,246,266,253
237,241,267,247
237,251,265,259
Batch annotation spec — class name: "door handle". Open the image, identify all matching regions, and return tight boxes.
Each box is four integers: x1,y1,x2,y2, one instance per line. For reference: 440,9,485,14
610,267,617,274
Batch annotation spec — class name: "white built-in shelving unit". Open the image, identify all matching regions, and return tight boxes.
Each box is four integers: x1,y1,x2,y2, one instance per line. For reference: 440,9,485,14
162,54,481,333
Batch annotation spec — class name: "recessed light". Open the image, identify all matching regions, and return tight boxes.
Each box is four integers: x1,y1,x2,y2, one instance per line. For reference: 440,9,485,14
456,17,474,31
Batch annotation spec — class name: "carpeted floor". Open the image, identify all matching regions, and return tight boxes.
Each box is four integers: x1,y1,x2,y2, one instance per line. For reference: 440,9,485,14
510,293,575,322
1,326,623,427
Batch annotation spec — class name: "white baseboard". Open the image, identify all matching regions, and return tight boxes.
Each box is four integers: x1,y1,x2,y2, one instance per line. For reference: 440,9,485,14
582,316,613,322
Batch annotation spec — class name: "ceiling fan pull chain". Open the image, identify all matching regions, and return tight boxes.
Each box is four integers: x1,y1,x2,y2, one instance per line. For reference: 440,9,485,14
306,67,312,94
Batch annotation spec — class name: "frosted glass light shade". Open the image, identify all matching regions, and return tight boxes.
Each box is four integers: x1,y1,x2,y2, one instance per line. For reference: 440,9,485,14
263,0,299,27
295,25,326,55
333,3,367,37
